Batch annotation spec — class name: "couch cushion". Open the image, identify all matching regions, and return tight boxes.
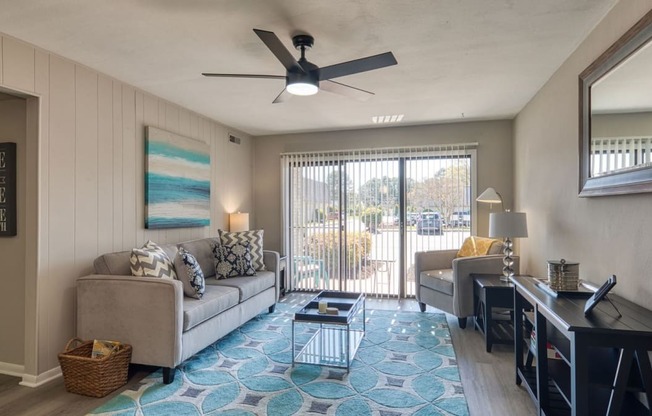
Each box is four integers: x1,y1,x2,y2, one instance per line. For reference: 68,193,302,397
206,271,275,302
94,251,132,275
219,229,265,271
93,243,179,276
182,285,239,331
178,238,219,279
420,269,454,296
487,240,504,255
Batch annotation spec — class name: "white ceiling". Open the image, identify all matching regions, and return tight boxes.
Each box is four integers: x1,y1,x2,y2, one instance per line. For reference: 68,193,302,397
0,0,617,136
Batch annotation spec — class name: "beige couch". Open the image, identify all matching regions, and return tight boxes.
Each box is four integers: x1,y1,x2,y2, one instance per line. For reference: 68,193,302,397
76,237,280,384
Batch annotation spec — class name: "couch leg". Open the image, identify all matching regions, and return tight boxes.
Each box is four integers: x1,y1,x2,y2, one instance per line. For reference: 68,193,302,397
418,302,426,312
268,304,276,313
163,367,176,384
458,317,467,329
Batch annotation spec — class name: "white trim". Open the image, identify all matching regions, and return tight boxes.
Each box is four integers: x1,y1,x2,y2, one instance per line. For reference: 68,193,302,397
470,149,479,236
19,366,62,388
0,361,25,378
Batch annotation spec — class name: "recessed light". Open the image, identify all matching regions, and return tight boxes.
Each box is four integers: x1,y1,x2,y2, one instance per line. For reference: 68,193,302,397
372,114,404,124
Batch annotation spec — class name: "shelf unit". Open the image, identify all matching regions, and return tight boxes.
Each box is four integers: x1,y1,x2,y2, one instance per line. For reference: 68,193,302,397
513,276,652,416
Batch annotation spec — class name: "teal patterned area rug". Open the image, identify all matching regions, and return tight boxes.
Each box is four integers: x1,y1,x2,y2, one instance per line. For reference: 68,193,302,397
90,304,469,416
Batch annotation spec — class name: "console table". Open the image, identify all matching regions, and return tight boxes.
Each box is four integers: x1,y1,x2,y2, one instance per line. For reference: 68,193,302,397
512,275,652,416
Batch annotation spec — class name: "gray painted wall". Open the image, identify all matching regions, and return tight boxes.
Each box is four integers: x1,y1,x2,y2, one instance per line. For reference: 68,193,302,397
514,1,652,305
592,111,652,137
253,120,514,254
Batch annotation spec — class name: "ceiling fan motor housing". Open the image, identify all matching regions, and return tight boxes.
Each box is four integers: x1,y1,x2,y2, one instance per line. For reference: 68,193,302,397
287,59,319,94
292,34,314,50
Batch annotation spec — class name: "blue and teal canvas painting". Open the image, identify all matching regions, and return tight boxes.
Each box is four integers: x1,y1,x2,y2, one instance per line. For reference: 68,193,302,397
145,127,211,229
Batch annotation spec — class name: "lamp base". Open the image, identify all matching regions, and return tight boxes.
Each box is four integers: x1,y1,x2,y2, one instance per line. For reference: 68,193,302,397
501,237,515,282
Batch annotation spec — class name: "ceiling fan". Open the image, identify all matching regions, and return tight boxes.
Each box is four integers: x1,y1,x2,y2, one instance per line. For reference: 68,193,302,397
202,29,397,103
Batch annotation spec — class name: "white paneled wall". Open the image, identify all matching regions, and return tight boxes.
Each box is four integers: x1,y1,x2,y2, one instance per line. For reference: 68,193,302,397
0,33,253,381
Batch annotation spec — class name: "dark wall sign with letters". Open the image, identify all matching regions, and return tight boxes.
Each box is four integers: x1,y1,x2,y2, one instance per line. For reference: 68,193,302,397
0,142,17,236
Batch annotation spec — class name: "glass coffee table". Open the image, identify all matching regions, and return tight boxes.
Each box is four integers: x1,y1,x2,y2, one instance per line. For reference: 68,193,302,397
292,291,365,371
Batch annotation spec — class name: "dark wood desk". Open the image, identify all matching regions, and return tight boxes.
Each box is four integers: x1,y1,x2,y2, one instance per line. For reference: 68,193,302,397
512,275,652,416
473,274,514,352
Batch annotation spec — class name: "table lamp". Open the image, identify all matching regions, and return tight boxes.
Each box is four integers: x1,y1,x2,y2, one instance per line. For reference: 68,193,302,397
229,212,249,232
489,211,528,281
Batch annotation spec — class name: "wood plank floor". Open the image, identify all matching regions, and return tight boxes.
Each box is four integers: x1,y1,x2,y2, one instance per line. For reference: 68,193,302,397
0,293,536,416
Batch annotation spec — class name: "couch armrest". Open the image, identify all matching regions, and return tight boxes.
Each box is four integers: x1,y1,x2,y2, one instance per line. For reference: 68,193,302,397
415,249,458,272
451,255,520,317
263,250,280,301
414,250,458,301
76,274,184,368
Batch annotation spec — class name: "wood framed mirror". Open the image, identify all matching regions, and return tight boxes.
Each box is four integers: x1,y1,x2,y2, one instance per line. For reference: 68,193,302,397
579,9,652,197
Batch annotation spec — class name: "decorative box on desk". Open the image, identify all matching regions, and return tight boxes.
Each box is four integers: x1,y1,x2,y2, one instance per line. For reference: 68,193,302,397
512,275,652,416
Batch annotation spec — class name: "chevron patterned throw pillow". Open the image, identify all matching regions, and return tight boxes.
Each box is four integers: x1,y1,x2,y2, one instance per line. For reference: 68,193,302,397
218,229,265,271
130,240,177,280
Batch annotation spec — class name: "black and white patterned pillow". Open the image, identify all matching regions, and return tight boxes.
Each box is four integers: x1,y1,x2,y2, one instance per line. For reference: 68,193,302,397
130,240,177,280
219,229,265,270
174,248,205,299
212,241,256,279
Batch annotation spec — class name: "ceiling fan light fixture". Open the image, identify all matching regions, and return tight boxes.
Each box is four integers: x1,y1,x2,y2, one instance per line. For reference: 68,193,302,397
287,81,319,96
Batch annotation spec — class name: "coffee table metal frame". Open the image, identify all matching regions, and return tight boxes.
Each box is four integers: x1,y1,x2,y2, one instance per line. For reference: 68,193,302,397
292,291,365,371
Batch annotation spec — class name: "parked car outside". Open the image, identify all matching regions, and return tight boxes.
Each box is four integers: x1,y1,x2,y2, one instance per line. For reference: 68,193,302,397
406,212,419,226
381,215,399,227
416,212,443,235
449,210,471,227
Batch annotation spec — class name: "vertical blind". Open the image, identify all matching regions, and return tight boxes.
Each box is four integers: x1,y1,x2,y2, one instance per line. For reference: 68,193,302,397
591,136,652,176
281,143,477,297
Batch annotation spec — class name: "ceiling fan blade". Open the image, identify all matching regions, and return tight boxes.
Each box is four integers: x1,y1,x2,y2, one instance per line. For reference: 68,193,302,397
321,80,374,101
319,52,397,81
272,88,292,104
202,73,285,80
253,29,305,74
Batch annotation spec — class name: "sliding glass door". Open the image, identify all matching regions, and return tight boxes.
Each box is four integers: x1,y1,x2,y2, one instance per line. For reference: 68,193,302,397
404,155,472,296
282,145,476,297
342,158,400,295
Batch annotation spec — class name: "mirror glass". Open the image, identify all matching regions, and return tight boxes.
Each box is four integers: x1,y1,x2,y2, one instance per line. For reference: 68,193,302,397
579,10,652,197
590,41,652,177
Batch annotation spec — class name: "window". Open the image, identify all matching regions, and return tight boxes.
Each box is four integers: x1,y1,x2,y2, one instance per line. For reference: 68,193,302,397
281,144,477,297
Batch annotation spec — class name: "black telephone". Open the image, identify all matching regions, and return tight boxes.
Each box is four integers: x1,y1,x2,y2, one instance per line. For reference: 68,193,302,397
583,275,617,315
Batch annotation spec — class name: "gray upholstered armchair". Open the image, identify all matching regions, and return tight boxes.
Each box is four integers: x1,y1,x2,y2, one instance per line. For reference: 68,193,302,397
414,239,519,328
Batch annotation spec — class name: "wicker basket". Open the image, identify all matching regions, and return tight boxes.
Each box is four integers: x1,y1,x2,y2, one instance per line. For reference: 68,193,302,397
58,338,132,397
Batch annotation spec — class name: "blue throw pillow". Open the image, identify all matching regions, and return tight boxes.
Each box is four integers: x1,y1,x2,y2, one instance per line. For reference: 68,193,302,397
212,241,256,279
174,248,205,299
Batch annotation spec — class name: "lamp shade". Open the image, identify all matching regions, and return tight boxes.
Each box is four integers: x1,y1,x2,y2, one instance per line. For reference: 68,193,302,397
476,187,503,205
229,212,249,232
488,212,528,238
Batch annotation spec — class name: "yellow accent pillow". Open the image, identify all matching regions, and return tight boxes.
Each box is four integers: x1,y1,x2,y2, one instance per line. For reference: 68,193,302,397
456,236,500,258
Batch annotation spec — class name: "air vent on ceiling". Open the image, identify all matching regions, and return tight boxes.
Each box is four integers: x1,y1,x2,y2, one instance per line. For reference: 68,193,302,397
372,114,404,124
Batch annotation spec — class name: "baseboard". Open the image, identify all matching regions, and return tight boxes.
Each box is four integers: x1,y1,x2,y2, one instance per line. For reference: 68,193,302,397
19,366,62,388
0,361,25,378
